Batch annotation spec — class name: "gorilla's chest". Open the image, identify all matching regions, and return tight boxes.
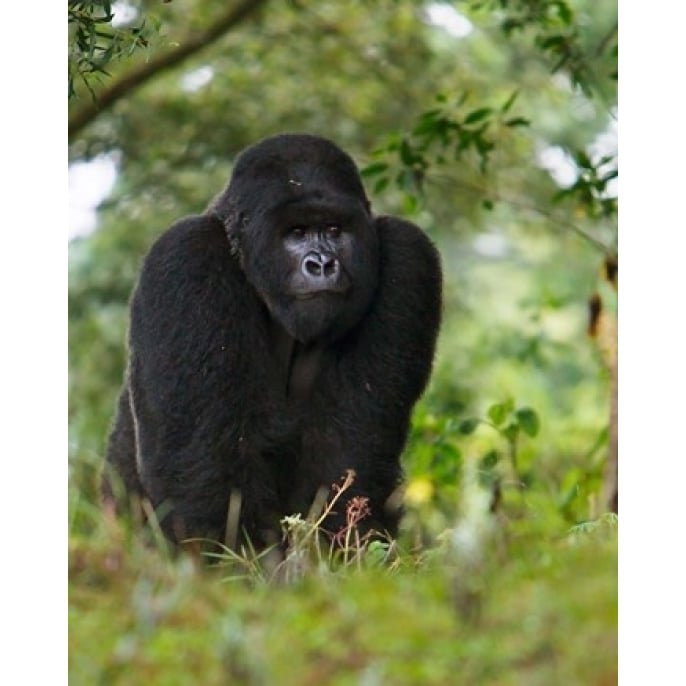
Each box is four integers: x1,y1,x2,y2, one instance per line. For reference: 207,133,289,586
267,318,326,403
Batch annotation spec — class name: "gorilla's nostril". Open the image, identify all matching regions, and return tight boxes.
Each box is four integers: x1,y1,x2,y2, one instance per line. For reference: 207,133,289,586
323,257,339,277
304,256,322,277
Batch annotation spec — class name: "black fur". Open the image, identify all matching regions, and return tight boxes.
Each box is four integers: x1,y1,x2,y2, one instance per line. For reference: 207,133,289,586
102,133,442,549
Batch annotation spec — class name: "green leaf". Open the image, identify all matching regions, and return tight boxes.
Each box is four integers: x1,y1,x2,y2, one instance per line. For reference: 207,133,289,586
500,90,519,114
402,193,419,215
502,423,519,442
396,168,417,191
475,135,494,155
502,18,523,35
372,177,389,194
554,1,573,25
417,108,443,122
573,150,593,170
505,117,530,128
413,112,446,137
487,401,511,426
365,540,391,567
361,162,389,177
539,34,567,51
516,407,540,437
553,188,574,203
455,129,473,153
479,450,500,470
399,139,417,166
464,107,493,125
482,199,494,211
458,418,479,435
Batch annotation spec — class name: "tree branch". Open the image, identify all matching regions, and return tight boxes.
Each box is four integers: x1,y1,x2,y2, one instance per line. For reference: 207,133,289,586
431,174,615,255
595,22,618,58
69,0,269,139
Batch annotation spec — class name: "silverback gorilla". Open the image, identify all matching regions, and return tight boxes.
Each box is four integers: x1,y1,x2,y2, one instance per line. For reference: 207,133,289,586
102,133,442,550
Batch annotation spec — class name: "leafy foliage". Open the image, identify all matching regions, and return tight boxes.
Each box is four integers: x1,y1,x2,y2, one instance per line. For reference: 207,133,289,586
361,89,530,212
553,149,618,221
68,1,160,99
466,0,617,94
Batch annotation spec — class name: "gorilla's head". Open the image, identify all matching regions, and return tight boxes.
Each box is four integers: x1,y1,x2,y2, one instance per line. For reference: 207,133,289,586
213,134,380,344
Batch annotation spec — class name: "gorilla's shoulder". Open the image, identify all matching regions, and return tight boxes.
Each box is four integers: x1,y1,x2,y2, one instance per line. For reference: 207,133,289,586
375,215,436,247
142,214,235,278
149,214,227,258
374,215,441,272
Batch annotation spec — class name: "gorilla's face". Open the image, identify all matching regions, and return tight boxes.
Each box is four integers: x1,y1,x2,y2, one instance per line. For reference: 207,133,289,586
266,193,379,343
241,191,378,344
220,135,380,344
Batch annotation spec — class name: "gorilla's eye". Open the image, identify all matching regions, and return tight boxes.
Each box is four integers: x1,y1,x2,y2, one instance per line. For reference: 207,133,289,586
326,225,342,239
289,226,306,239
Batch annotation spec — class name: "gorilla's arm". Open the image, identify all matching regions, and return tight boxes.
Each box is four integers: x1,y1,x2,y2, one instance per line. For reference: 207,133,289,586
356,216,443,406
106,215,280,543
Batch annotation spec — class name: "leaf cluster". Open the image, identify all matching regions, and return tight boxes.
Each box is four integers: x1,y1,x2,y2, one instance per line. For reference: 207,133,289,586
466,0,617,95
68,0,160,99
553,149,618,220
457,398,540,486
362,90,529,213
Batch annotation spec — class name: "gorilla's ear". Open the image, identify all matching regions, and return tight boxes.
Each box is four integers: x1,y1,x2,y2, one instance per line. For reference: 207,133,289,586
207,194,245,257
226,209,249,259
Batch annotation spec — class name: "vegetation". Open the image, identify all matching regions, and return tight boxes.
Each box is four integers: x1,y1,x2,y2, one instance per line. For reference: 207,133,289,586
69,1,617,682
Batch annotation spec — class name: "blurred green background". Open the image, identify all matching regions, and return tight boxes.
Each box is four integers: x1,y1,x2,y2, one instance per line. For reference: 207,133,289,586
68,1,618,683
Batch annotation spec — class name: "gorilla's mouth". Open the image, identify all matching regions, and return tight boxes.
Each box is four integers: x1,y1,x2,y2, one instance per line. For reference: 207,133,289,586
293,288,347,300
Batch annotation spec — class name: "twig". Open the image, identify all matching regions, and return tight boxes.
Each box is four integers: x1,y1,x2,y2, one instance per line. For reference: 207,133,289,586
432,174,614,255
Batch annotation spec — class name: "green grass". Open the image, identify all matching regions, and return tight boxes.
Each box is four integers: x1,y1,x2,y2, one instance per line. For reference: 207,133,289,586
69,486,617,685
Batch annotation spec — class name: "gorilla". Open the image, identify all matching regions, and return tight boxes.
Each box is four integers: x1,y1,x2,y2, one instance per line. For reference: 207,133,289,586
102,133,442,551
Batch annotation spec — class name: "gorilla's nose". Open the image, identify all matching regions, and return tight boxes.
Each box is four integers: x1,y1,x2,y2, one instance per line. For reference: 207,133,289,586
303,251,340,280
